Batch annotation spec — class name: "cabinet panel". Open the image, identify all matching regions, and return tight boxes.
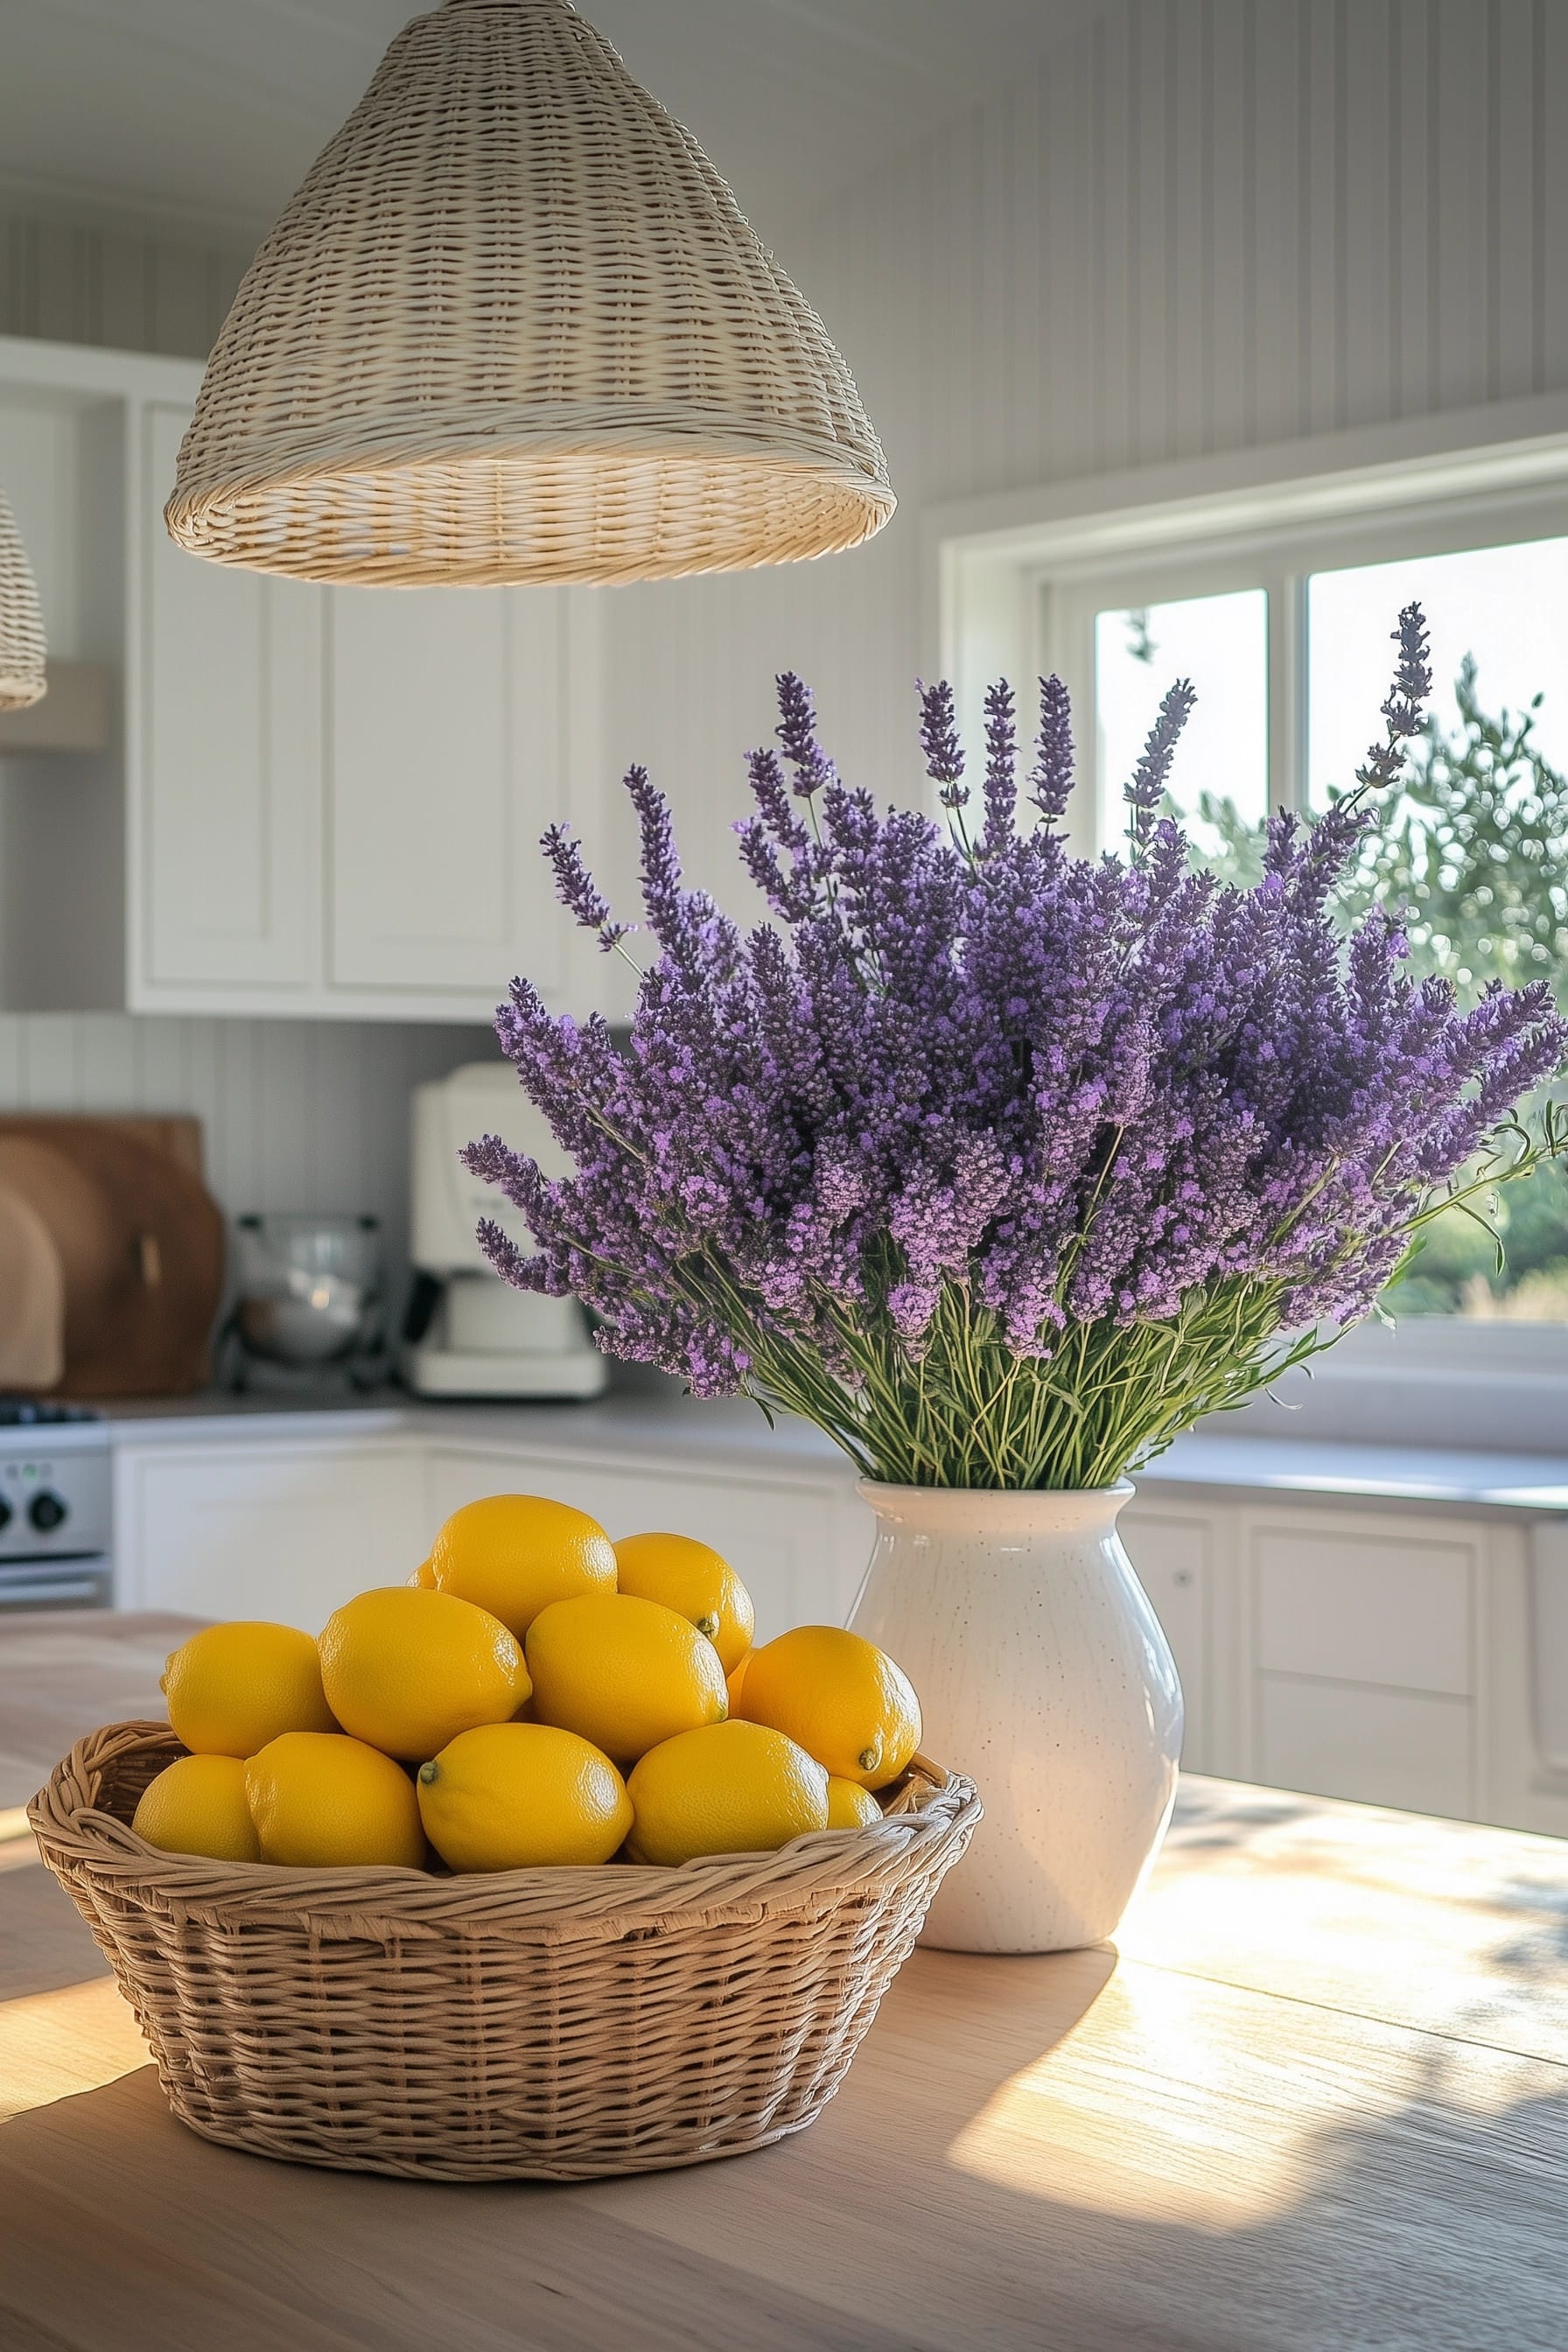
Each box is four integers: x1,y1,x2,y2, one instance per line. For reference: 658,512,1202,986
141,404,323,990
1257,1674,1474,1818
1252,1518,1474,1696
326,586,566,998
423,1447,866,1643
1120,1505,1212,1771
119,1442,423,1630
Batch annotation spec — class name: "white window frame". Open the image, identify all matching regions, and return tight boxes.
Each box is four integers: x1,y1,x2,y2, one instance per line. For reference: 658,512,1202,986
1046,490,1568,850
925,394,1568,1446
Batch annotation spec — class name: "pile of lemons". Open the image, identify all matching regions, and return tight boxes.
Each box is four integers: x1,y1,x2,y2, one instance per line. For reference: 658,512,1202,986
130,1493,922,1874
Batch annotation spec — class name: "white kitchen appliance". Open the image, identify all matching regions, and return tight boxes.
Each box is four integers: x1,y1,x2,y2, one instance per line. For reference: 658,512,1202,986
400,1064,606,1401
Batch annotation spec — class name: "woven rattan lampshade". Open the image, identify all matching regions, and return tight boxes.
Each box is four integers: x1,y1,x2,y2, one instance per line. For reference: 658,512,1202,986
0,491,46,710
165,0,895,587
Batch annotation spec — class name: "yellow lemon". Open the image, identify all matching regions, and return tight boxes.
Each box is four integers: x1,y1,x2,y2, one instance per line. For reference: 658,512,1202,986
826,1775,884,1830
160,1620,337,1757
726,1648,752,1713
626,1721,828,1866
408,1558,435,1588
416,1723,631,1871
428,1494,616,1639
318,1586,530,1760
131,1754,261,1863
246,1732,426,1868
526,1592,727,1765
611,1532,755,1675
738,1626,921,1789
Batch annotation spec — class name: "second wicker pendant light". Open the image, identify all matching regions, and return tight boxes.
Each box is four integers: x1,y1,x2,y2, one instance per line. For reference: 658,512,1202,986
0,491,47,711
165,0,894,587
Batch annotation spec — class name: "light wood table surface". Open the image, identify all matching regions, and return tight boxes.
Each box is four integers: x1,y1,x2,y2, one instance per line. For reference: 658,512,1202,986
3,1613,1566,2352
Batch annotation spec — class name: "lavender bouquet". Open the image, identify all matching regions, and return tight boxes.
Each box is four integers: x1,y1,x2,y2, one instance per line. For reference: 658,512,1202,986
467,607,1567,1490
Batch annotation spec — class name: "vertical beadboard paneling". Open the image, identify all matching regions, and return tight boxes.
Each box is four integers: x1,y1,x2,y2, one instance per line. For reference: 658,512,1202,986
1491,0,1542,402
0,187,253,356
1170,3,1210,462
1130,0,1168,470
1207,0,1251,455
1342,0,1396,430
1245,0,1305,444
1392,0,1435,417
1432,0,1492,415
1298,0,1342,436
1096,5,1135,477
1042,37,1090,484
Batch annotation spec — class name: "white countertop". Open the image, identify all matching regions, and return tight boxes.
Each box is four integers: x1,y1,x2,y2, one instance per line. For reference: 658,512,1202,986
88,1376,1568,1516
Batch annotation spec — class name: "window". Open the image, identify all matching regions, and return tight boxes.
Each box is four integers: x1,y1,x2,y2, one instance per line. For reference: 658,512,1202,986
1306,536,1568,807
1093,588,1268,854
1030,473,1568,1330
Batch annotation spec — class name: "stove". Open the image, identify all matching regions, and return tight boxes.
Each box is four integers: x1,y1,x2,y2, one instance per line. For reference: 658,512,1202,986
0,1400,102,1427
0,1403,112,1609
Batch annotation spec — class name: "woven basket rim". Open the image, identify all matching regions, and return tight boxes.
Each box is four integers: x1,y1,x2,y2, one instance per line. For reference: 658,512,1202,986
31,1721,978,1944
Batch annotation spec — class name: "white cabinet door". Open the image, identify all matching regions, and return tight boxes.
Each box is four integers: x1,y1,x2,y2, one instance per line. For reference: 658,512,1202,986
325,584,572,1004
116,1440,424,1631
137,403,324,994
1256,1677,1474,1819
1237,1504,1480,1819
1251,1517,1474,1696
422,1446,869,1644
1119,1503,1215,1772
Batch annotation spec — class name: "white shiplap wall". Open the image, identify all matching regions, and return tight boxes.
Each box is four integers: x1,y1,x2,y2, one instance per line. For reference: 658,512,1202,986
600,0,1568,906
0,188,492,1298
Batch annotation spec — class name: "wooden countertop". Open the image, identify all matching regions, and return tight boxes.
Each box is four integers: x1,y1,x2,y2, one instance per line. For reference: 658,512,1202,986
3,1614,1566,2352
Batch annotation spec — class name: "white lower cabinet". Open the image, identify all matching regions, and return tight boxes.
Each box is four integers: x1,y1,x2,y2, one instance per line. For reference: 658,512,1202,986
115,1438,424,1631
1236,1505,1482,1821
1255,1676,1474,1819
1118,1504,1217,1773
421,1445,872,1644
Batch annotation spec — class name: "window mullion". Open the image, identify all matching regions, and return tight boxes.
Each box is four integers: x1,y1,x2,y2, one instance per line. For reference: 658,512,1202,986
1270,562,1309,818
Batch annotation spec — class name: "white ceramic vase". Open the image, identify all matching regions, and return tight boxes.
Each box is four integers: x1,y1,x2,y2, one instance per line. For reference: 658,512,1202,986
849,1482,1183,1955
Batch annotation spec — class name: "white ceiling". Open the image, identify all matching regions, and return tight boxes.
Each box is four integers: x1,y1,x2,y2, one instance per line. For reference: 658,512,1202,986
0,0,1104,245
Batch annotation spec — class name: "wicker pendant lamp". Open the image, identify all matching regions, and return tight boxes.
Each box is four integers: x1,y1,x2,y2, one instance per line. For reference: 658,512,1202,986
0,490,46,710
165,0,894,587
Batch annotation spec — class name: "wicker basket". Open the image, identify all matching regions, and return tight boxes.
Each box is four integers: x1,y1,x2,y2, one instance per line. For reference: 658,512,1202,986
0,488,47,710
165,0,894,587
31,1721,979,2182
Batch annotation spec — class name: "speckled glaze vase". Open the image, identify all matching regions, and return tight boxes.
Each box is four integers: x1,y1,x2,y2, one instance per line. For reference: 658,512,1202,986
850,1482,1183,1955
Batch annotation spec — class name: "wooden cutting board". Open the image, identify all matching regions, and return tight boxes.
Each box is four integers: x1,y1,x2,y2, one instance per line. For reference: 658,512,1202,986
0,1116,224,1396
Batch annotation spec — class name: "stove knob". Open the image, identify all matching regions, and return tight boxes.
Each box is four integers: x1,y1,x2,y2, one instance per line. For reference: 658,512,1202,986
0,1494,10,1532
28,1490,67,1533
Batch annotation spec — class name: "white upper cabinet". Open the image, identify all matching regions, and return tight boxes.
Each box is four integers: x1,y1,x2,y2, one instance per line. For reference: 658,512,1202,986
139,403,324,993
129,392,607,1021
0,338,617,1024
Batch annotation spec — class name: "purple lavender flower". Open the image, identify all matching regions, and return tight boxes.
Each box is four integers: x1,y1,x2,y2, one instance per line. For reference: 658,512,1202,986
468,621,1568,1489
917,678,970,813
1028,675,1076,828
542,823,627,955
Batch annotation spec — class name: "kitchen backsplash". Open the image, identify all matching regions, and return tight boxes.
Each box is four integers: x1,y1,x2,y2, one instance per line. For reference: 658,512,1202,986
0,1011,494,1320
